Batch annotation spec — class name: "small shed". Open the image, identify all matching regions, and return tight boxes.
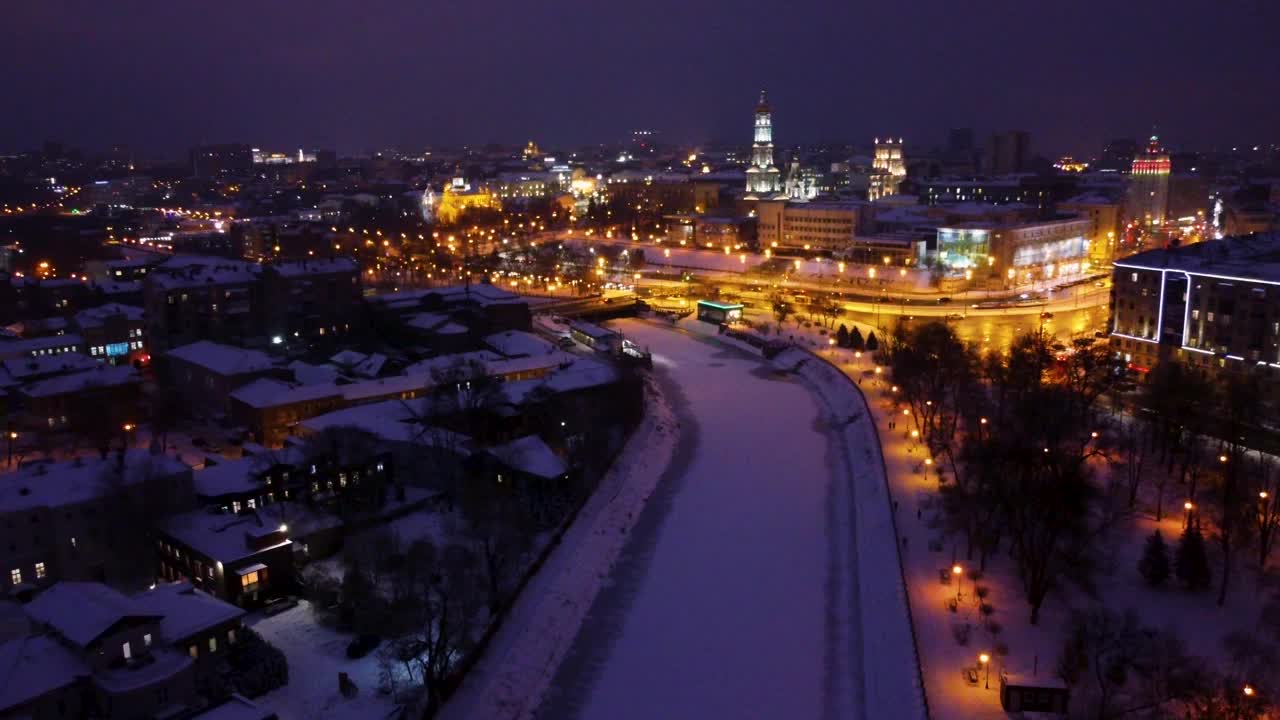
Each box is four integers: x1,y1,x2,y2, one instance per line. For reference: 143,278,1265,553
696,300,744,325
1000,673,1068,714
569,321,622,353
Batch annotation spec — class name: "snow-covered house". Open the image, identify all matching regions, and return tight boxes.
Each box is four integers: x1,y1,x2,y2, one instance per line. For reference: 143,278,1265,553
155,510,293,608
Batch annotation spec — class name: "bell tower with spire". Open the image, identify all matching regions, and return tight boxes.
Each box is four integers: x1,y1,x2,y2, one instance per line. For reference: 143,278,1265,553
745,90,782,198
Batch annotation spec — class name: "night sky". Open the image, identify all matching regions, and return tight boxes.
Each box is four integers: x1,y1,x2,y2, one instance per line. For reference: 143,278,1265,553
4,1,1278,158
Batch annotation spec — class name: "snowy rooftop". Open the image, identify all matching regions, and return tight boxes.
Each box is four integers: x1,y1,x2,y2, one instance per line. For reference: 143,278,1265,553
487,435,567,479
1117,232,1280,281
0,634,85,709
230,378,341,409
0,352,99,382
91,279,143,295
483,330,557,358
72,303,144,329
0,451,189,513
19,364,139,398
287,360,343,385
403,350,502,376
25,582,161,647
299,399,471,449
147,256,259,289
168,340,275,376
161,509,291,563
267,257,357,277
193,458,265,498
568,320,618,341
500,357,619,405
132,582,245,643
405,311,453,331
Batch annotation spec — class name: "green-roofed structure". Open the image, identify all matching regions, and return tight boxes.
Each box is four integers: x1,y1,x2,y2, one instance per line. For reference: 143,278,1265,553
696,300,744,325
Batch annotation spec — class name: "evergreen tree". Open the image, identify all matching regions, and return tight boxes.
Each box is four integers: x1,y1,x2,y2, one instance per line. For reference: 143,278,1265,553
850,327,865,351
1138,530,1170,586
1175,525,1211,590
865,331,879,352
836,324,850,348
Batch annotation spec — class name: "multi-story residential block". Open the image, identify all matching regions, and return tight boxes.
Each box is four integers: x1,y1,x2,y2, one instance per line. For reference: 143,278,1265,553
143,257,259,352
0,451,193,590
258,258,361,343
72,303,147,365
164,341,279,418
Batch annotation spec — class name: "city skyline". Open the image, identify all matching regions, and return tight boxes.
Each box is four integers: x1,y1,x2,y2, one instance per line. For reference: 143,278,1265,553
4,1,1279,157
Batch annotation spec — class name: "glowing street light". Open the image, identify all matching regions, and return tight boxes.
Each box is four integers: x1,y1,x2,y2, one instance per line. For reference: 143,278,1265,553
979,652,991,689
952,564,963,601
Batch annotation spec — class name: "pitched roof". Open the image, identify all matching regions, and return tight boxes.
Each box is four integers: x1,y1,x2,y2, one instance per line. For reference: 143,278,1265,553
19,364,139,398
487,435,567,479
168,341,275,376
0,634,86,710
131,582,245,643
24,583,159,647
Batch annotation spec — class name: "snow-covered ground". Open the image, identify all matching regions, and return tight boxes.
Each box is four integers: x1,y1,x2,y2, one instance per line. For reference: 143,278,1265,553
787,325,1268,719
538,318,873,720
249,600,401,720
437,374,679,720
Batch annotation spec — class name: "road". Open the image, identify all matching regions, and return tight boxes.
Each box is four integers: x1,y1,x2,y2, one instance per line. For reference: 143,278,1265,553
641,278,1110,353
539,319,862,720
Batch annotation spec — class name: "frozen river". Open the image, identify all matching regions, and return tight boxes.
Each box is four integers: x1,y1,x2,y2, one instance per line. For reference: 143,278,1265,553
540,318,863,720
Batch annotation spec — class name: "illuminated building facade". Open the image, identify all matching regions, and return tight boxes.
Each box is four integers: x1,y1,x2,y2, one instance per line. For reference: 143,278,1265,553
1109,234,1280,407
756,200,861,252
870,138,906,200
929,214,1091,287
1127,135,1171,225
745,91,782,199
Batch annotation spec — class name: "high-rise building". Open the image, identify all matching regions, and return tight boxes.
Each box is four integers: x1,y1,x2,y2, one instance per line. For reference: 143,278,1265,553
870,138,906,200
745,90,782,199
985,131,1031,175
1126,135,1171,226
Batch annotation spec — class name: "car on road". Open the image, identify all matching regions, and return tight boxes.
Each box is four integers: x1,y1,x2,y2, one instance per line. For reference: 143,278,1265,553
936,297,953,304
1040,311,1055,320
945,313,964,321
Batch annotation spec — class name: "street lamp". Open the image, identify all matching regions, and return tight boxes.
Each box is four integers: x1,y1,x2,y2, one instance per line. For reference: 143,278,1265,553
952,564,963,601
1184,501,1195,528
979,652,991,689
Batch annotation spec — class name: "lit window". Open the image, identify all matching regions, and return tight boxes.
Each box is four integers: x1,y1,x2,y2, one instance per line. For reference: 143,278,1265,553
144,633,152,647
9,569,20,585
228,629,237,644
34,562,45,579
189,645,198,659
240,571,259,588
208,636,218,653
122,641,132,660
